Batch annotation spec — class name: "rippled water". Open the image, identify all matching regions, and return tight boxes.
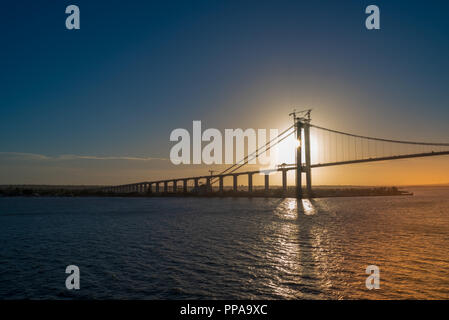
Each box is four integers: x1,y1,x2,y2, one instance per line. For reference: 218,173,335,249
1,187,448,299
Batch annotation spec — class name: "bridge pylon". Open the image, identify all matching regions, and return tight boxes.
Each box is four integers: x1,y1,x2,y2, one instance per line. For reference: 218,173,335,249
290,109,313,199
304,117,312,197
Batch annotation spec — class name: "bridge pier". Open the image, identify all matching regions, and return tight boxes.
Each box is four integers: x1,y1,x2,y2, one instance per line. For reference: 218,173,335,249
219,176,224,193
233,175,238,192
206,177,211,191
304,121,312,197
295,119,303,199
164,181,168,193
282,169,287,193
156,183,160,193
183,179,187,193
264,174,269,192
248,173,253,192
173,180,177,193
194,178,199,190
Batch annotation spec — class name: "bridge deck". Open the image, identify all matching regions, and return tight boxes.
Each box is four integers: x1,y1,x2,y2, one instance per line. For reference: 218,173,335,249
108,150,449,191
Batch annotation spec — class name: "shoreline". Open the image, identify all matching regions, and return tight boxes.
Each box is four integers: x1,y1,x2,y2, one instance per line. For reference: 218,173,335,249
0,186,412,198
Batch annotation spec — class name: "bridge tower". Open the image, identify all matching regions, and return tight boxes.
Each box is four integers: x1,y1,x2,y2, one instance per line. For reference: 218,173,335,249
303,113,312,197
290,110,312,198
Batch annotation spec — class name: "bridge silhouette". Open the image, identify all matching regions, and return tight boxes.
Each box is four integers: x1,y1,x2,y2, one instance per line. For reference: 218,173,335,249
103,111,449,198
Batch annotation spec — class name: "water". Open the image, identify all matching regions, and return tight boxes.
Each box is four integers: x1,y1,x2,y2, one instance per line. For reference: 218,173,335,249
0,187,448,299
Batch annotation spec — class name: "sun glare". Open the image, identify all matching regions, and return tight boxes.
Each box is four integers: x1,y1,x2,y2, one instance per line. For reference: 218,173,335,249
276,131,320,165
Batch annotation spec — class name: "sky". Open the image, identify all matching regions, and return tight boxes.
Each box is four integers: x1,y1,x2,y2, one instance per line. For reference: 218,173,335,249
0,0,448,186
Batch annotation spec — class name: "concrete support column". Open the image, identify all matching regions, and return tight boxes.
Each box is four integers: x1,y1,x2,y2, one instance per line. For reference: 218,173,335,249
206,177,211,191
282,170,287,192
173,180,177,193
233,175,238,192
183,179,188,193
264,174,269,192
194,178,199,189
248,173,253,192
219,176,224,193
155,183,160,193
164,181,168,193
296,120,303,199
148,183,152,194
304,121,312,197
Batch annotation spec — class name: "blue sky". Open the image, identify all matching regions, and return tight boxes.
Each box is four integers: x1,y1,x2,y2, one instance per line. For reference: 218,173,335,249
1,0,448,185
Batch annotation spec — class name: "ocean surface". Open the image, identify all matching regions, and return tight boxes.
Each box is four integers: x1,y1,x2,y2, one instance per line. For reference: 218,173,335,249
0,187,448,299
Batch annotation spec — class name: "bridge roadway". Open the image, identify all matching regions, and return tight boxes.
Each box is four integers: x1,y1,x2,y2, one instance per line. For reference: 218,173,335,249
103,150,449,194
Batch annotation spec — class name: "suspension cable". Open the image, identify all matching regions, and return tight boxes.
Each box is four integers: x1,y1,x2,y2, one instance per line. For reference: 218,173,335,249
213,124,294,177
311,124,449,146
211,127,295,184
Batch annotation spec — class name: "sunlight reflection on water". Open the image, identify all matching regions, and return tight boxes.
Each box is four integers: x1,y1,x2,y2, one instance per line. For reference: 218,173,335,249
301,199,317,215
274,198,317,217
1,189,449,299
274,198,298,220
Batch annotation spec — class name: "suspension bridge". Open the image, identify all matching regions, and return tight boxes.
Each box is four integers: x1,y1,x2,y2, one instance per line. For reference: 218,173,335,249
102,110,449,198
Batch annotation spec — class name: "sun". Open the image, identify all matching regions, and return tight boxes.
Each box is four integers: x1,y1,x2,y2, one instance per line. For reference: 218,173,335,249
275,132,320,166
276,134,297,165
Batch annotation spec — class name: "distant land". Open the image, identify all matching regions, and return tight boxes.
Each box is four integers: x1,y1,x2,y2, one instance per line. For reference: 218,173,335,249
0,184,418,198
1,183,448,189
